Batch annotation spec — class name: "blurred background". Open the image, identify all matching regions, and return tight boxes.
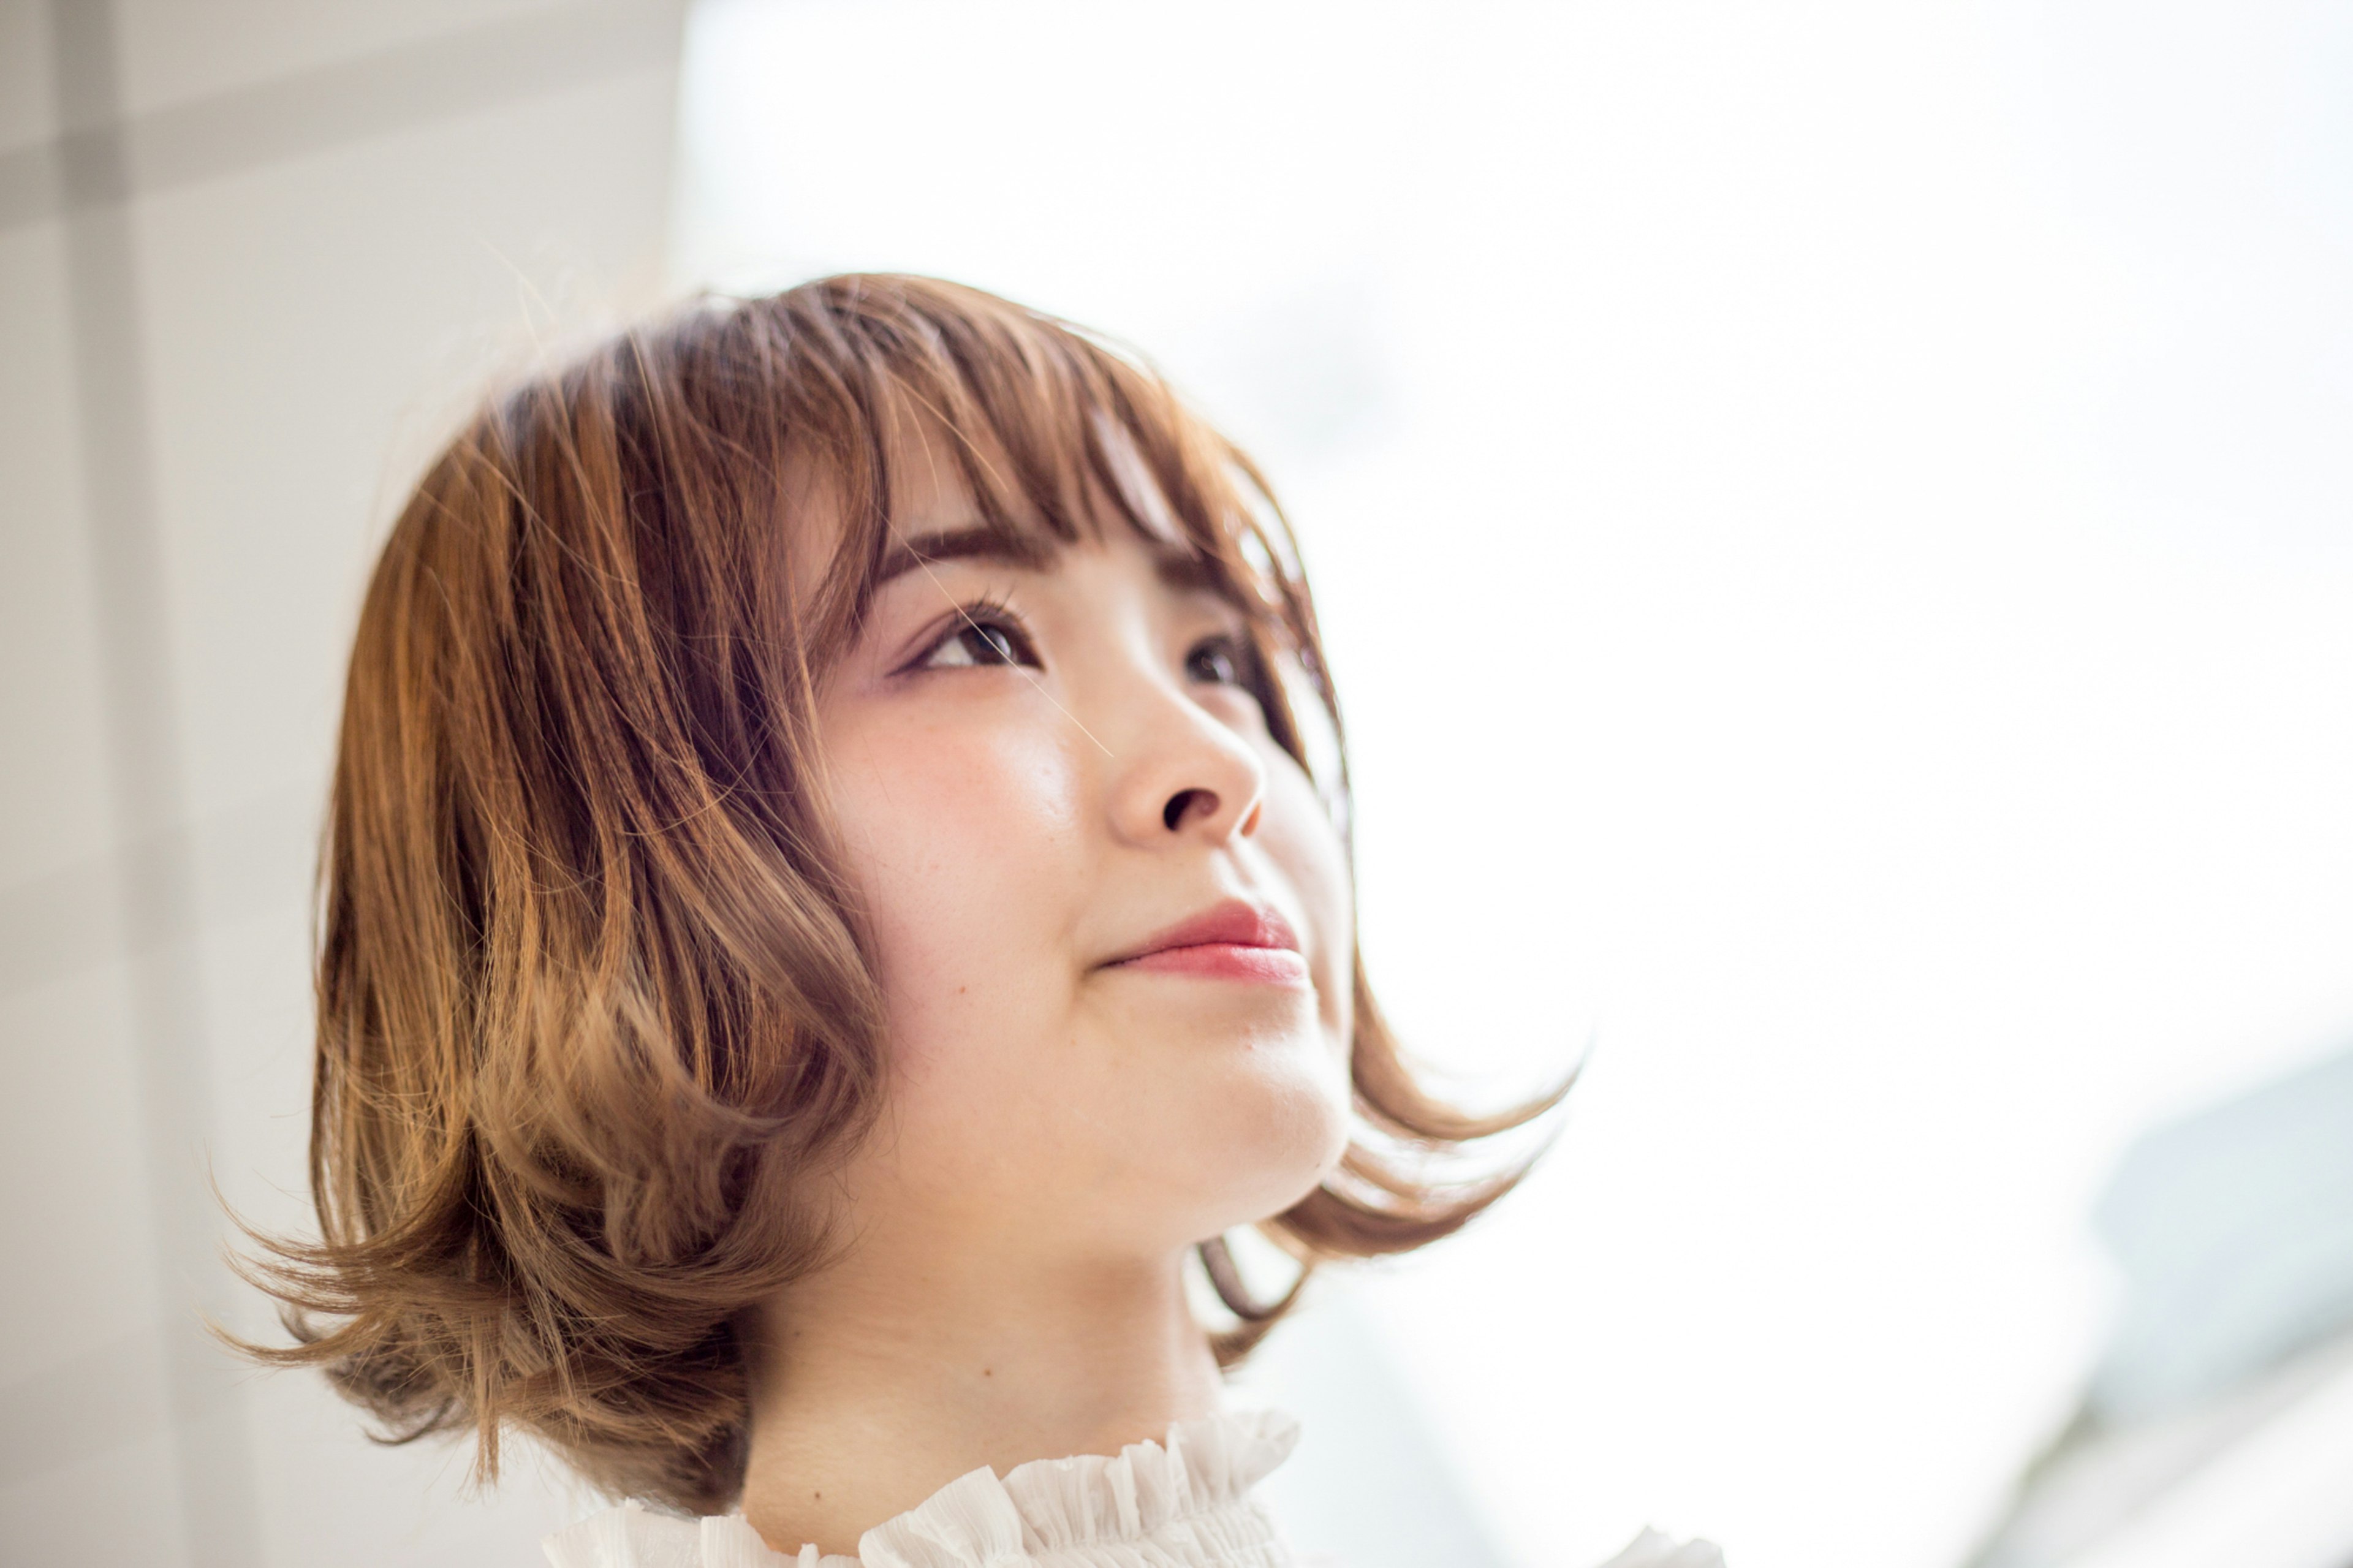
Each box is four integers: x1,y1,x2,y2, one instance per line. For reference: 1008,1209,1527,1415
6,2,2353,1566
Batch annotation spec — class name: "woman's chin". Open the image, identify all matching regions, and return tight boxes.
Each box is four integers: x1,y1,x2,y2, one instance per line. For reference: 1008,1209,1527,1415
1180,1061,1352,1229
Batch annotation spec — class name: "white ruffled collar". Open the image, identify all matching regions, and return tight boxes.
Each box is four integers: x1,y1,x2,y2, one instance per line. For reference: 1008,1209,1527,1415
542,1407,1301,1568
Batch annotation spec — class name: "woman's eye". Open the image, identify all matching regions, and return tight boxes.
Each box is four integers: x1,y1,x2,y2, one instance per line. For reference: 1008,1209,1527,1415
920,616,1039,670
1184,636,1246,687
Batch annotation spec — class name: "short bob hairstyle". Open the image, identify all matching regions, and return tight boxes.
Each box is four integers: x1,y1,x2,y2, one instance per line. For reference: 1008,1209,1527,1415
251,275,1550,1514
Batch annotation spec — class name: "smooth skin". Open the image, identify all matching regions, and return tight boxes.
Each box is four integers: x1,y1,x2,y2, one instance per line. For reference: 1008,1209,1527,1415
738,451,1355,1558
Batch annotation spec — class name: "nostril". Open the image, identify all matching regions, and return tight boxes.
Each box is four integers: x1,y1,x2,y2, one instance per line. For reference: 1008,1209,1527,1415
1162,788,1214,831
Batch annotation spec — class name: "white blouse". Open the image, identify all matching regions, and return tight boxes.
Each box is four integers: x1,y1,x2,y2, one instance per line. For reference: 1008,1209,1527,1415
540,1409,1722,1568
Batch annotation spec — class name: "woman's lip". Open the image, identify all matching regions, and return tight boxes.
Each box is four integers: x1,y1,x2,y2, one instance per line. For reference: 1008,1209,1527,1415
1113,943,1310,985
1104,899,1305,979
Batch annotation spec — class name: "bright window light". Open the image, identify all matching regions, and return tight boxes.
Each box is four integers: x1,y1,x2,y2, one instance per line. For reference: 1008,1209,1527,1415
673,5,2353,1565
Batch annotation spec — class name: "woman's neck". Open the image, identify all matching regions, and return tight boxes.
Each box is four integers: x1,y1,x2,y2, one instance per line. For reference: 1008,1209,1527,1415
738,1237,1222,1558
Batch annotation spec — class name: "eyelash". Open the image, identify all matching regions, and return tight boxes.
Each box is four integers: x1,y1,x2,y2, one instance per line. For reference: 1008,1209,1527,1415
904,597,1264,702
906,596,1039,672
1184,633,1255,692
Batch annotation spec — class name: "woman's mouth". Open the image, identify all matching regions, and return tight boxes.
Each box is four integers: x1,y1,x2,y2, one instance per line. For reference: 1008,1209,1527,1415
1105,899,1309,985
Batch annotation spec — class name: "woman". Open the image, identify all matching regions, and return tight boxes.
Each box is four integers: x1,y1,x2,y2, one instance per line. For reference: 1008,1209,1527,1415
250,276,1721,1567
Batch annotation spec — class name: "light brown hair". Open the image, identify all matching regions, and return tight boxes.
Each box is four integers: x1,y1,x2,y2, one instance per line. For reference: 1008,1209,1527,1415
248,275,1553,1513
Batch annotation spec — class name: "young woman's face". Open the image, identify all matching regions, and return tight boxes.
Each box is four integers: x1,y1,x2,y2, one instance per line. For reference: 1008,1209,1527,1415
814,454,1354,1266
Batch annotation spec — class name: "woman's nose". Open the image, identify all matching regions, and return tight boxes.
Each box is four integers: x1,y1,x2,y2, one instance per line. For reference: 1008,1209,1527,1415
1107,679,1267,848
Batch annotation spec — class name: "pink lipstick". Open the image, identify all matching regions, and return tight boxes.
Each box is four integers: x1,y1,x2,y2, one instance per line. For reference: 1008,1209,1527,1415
1105,900,1309,985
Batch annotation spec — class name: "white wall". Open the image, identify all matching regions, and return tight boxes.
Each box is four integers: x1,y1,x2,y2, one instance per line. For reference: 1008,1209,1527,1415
0,4,682,1562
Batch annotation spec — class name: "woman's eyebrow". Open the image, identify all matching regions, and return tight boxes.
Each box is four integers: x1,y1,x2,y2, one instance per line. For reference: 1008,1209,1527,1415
876,526,1058,584
1150,550,1222,595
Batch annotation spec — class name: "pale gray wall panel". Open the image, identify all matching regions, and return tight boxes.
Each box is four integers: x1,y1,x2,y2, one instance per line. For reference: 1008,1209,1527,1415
246,1368,595,1568
0,1421,191,1568
113,0,577,116
129,61,681,829
0,2,687,1563
0,218,118,892
192,901,312,1325
0,0,55,150
0,960,162,1392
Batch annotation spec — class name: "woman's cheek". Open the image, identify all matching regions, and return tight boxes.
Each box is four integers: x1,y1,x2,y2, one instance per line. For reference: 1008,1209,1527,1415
1257,755,1354,1043
841,713,1087,1014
